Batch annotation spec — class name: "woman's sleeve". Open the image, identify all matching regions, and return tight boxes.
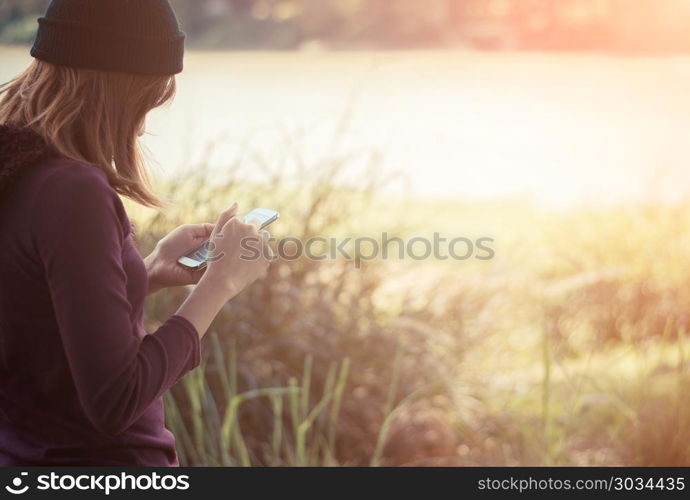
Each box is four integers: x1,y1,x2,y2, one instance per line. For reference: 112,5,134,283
32,164,201,436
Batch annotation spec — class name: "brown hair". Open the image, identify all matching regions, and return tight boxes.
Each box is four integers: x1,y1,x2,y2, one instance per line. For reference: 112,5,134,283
0,59,175,207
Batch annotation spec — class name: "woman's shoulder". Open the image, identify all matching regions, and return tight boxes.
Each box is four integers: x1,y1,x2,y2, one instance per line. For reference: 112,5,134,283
28,157,120,205
28,157,130,231
33,156,114,192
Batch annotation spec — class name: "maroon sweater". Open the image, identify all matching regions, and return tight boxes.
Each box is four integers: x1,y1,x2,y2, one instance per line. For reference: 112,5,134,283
0,128,200,465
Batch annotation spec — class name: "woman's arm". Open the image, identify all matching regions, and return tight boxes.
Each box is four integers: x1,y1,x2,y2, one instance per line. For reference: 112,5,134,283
33,167,200,436
174,277,238,337
32,165,267,436
175,205,271,337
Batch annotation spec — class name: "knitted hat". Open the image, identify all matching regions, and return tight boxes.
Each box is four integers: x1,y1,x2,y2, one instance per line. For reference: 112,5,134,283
30,0,185,76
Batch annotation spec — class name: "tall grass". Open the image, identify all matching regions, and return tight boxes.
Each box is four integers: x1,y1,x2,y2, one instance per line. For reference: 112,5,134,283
164,333,353,466
136,131,690,466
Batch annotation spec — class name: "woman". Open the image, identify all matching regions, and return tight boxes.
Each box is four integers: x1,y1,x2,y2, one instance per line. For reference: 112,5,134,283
0,0,270,465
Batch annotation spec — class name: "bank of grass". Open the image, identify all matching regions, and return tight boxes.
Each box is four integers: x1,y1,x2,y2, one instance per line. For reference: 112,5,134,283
133,145,690,465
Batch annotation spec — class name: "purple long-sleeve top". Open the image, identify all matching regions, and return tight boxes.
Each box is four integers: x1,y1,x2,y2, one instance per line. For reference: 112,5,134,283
0,148,200,465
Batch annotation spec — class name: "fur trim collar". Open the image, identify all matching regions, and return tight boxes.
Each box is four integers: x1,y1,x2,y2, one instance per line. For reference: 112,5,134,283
0,124,55,199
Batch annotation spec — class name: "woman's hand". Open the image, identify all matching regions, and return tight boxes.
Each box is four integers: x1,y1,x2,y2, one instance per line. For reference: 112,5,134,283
199,203,272,300
144,220,226,295
174,203,273,338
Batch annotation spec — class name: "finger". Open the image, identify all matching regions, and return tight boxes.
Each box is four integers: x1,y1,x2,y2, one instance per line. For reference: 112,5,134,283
189,222,215,240
201,222,215,238
261,230,275,260
212,202,238,238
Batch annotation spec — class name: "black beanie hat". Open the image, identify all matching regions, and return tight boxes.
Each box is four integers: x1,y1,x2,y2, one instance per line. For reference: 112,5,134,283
30,0,185,76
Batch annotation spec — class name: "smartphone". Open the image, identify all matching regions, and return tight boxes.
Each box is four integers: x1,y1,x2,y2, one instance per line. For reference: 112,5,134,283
177,207,279,269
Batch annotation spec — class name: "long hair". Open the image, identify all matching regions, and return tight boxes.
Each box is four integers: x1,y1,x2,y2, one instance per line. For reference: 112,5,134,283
0,59,176,207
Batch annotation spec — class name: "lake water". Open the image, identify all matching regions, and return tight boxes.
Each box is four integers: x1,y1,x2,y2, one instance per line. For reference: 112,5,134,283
3,47,690,208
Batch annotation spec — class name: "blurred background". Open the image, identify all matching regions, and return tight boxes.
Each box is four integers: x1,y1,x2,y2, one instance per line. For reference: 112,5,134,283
3,0,690,466
5,0,690,51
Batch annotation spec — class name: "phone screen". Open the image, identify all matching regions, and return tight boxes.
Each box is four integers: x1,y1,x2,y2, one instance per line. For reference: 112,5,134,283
178,208,279,269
